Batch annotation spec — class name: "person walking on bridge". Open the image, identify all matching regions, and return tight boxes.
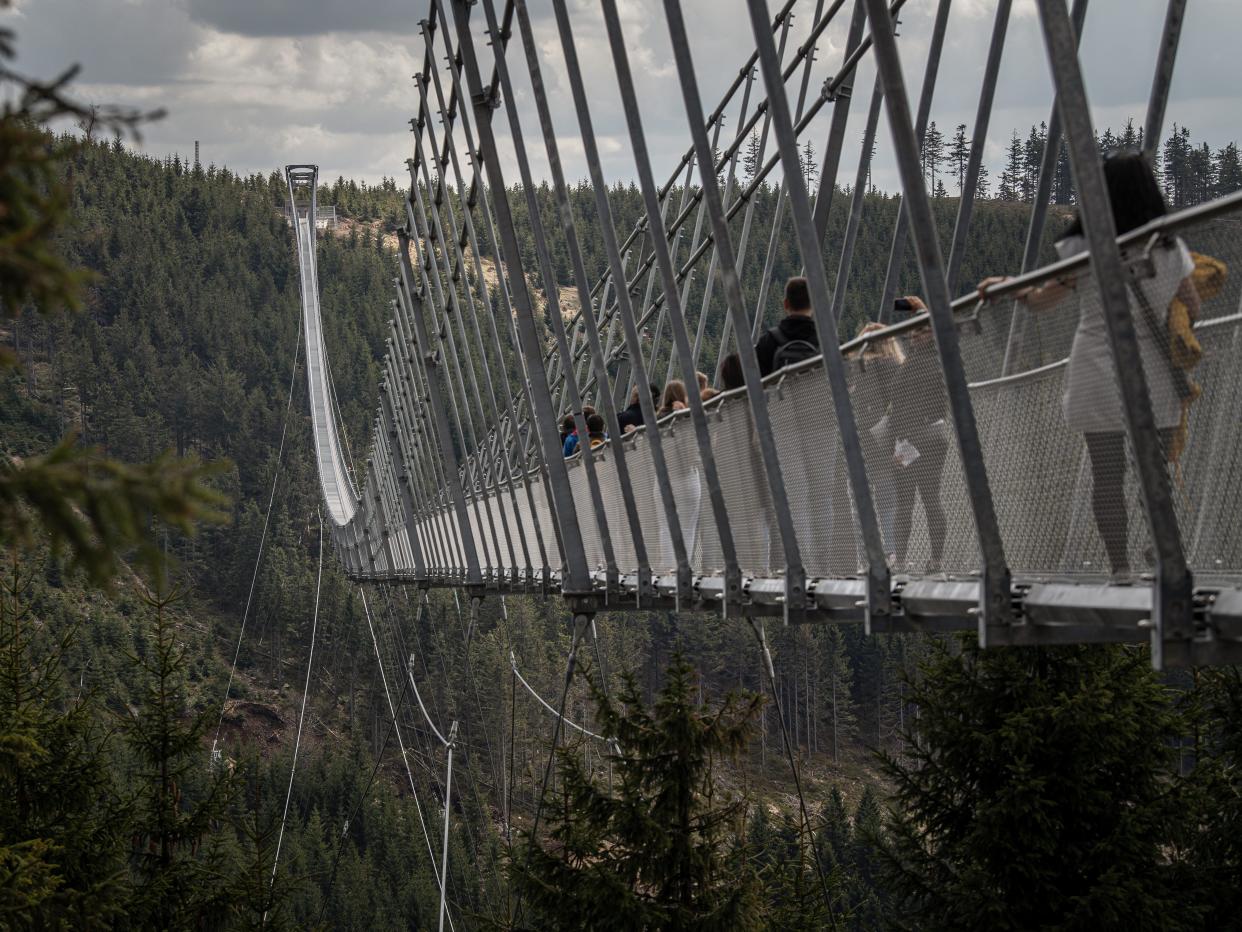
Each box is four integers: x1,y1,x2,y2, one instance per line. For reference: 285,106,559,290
979,151,1199,582
756,276,820,377
887,298,949,575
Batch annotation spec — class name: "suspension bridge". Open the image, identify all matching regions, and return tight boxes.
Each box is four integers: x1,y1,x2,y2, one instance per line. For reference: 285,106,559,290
286,0,1241,671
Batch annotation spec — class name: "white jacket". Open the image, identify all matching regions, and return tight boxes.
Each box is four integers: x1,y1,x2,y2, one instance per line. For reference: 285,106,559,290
1055,233,1193,434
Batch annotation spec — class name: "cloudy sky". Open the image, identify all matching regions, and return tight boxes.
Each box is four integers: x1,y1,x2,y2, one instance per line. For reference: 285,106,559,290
5,0,1238,193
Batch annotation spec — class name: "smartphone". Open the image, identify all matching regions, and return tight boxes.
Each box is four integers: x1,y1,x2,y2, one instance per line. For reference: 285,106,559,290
893,297,914,312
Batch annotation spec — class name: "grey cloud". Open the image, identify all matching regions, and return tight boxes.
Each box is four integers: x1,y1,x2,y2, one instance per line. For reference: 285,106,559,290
9,0,201,87
4,0,1240,191
185,0,418,37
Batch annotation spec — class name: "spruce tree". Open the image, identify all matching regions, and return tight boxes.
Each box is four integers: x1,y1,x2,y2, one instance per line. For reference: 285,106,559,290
950,123,970,195
1214,142,1242,196
999,132,1023,202
0,552,127,927
121,585,236,930
1178,668,1242,927
818,626,856,762
879,640,1192,931
743,130,761,186
510,653,765,931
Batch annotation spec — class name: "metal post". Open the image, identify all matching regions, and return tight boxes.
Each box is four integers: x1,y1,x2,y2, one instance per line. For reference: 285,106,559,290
397,233,483,587
863,0,1012,629
596,0,746,609
746,0,828,344
406,156,505,581
545,0,697,605
710,7,796,357
448,0,595,605
1000,0,1089,374
498,0,655,601
396,292,464,579
745,0,891,619
828,75,883,341
1033,0,1192,665
470,0,621,595
438,720,457,932
381,382,428,581
415,30,523,579
391,308,461,578
1143,0,1187,163
810,0,868,242
876,0,952,321
663,0,820,621
420,7,557,586
943,0,1012,297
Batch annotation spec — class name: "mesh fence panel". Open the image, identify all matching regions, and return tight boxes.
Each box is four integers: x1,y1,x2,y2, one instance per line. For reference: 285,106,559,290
768,364,860,577
965,216,1242,581
565,457,606,572
705,393,780,576
616,430,671,574
590,448,639,575
383,205,1242,591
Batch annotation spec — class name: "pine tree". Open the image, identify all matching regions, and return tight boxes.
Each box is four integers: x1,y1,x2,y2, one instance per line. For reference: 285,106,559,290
818,626,856,762
1022,123,1047,203
0,553,128,926
950,123,970,195
510,653,765,930
1187,142,1216,205
1052,139,1074,204
974,160,991,199
998,131,1023,202
743,130,762,186
880,640,1193,930
123,584,237,928
801,139,818,189
1163,124,1193,208
1178,668,1242,927
1215,142,1242,196
921,121,945,194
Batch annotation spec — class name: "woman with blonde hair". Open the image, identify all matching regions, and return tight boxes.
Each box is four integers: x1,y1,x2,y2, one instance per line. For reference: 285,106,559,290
658,379,690,417
850,309,917,562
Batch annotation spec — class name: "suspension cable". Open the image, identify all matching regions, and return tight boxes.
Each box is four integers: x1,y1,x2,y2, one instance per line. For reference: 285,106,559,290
512,614,590,928
264,507,324,925
510,650,608,742
360,585,456,931
213,335,302,763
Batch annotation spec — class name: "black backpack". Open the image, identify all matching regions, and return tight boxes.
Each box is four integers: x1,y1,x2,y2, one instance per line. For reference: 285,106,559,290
768,324,819,371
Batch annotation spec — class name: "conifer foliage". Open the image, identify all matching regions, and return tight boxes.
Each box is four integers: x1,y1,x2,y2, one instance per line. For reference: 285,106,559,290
879,640,1190,931
512,653,764,931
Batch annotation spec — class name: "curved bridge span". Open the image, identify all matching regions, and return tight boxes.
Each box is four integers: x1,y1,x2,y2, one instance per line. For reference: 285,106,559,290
287,0,1241,668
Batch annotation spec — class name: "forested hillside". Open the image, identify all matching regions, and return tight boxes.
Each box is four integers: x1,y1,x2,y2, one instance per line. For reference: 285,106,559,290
4,132,1241,928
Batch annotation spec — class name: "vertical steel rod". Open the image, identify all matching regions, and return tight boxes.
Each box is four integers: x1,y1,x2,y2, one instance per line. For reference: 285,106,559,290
943,0,1012,297
596,0,745,605
1033,0,1192,665
1143,0,1188,162
863,0,1012,628
745,0,891,618
499,0,656,600
449,0,595,603
876,0,953,322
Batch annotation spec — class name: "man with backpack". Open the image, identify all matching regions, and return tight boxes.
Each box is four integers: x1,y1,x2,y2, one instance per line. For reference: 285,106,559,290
756,276,820,377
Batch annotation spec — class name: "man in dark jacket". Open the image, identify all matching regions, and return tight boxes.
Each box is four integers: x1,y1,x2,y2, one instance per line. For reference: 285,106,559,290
755,276,819,377
616,382,660,433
